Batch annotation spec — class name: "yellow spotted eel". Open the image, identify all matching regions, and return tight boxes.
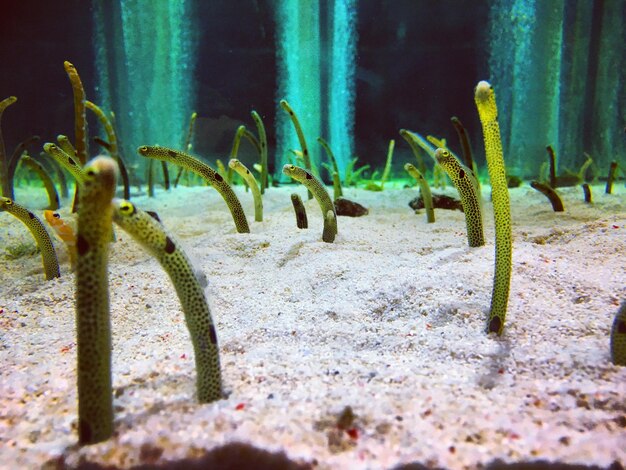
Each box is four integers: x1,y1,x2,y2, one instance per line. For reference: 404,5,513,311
137,146,250,233
229,158,263,222
434,148,484,247
282,164,337,243
474,81,512,335
112,199,224,402
75,156,118,444
0,197,60,280
611,301,626,366
404,163,434,224
43,142,86,184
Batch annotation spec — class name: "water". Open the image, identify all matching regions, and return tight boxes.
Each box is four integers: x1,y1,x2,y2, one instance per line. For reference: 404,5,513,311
0,0,623,194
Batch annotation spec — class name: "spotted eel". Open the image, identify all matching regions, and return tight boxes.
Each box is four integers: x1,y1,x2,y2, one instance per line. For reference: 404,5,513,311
611,301,626,366
137,146,250,234
475,80,512,335
434,148,484,247
229,158,263,222
282,164,337,243
112,199,223,402
75,156,118,444
404,163,435,224
0,197,60,280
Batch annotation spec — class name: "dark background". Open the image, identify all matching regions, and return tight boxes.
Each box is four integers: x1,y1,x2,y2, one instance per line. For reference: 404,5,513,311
0,0,489,177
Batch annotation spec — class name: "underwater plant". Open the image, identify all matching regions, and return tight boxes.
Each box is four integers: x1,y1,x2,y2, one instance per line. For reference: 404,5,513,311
530,181,565,212
74,156,118,445
611,301,626,366
290,193,308,229
474,80,512,335
283,164,337,243
404,163,434,224
229,158,263,222
112,199,224,403
0,197,60,280
137,146,250,234
434,148,484,247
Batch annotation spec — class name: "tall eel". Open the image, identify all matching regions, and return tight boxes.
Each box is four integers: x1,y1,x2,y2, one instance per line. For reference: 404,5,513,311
63,61,88,165
229,158,263,222
137,146,250,233
611,301,626,366
251,110,268,193
434,148,484,246
0,197,60,280
404,163,434,224
43,142,86,184
75,156,118,444
474,80,512,335
282,164,337,243
112,199,224,402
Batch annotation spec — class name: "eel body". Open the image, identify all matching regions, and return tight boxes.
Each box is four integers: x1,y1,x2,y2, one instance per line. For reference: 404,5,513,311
137,146,250,233
282,164,337,243
474,80,512,335
434,148,484,246
229,158,263,222
112,199,223,402
75,156,118,444
0,197,60,280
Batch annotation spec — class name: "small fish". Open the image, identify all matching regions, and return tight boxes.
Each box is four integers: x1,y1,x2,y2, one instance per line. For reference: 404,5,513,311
43,210,77,268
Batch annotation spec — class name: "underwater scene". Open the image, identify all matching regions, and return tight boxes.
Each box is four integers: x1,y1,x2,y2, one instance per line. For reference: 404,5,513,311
0,0,625,469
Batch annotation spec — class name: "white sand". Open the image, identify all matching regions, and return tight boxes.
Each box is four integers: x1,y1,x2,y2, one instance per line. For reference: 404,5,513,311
1,183,625,469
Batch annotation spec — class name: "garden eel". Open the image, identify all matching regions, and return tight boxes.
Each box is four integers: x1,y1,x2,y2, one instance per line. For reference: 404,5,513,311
57,134,77,158
0,197,60,280
137,146,250,233
63,61,88,165
610,301,626,366
530,181,564,212
282,164,337,243
85,101,131,200
404,163,435,223
0,96,18,197
75,156,118,444
290,193,308,229
317,137,343,198
280,100,314,198
228,158,263,222
19,155,60,210
434,148,484,246
474,80,512,335
251,110,268,193
43,142,86,184
112,199,224,402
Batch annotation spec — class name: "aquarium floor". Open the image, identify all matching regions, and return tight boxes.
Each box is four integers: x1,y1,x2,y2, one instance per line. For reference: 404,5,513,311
0,184,624,469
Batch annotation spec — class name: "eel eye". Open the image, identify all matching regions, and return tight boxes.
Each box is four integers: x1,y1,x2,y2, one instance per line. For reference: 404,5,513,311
85,169,96,177
120,201,134,214
53,213,60,219
50,144,57,150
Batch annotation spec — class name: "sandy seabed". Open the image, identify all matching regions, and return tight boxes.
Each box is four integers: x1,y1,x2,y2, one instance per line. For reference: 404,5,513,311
0,182,625,470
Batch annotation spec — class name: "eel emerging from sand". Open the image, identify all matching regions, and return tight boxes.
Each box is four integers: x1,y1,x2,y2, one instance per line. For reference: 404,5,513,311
112,199,224,403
